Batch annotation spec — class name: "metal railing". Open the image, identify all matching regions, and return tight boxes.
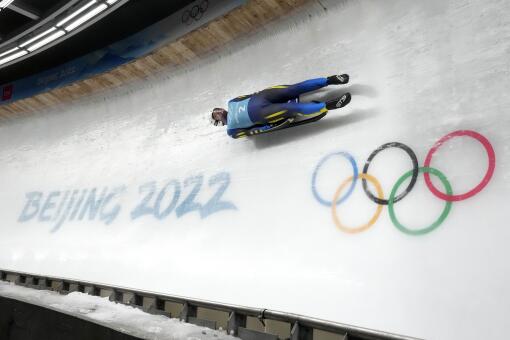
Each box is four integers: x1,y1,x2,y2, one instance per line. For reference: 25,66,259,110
0,269,423,340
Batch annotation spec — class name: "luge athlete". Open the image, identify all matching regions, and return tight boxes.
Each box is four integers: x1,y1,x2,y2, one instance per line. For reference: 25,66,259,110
211,74,351,138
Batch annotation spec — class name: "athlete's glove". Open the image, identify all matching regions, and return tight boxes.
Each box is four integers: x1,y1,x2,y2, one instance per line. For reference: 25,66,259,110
327,74,349,85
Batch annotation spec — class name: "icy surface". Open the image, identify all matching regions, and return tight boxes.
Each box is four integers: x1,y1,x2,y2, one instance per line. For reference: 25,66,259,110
0,281,238,340
0,0,510,339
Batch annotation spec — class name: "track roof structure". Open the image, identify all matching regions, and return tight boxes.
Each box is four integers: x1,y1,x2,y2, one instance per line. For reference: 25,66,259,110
0,0,307,119
0,0,198,81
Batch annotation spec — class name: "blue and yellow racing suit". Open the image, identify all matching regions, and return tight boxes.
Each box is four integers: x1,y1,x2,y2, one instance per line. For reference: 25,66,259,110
227,78,329,138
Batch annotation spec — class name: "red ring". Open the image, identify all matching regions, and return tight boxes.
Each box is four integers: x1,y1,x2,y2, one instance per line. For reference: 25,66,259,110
424,130,496,202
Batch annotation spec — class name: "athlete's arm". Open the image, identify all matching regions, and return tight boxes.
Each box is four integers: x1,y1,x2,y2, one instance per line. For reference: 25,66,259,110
227,128,249,139
227,127,249,139
227,123,279,139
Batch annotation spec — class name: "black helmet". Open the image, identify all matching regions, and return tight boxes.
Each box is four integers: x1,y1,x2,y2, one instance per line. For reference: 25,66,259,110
211,108,228,126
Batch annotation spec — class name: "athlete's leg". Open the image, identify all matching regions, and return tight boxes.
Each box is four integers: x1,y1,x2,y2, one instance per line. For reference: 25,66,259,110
257,102,328,124
261,78,329,103
261,75,349,103
325,93,351,110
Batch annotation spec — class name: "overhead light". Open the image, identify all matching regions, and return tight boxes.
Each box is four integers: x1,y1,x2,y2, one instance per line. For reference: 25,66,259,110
0,47,19,58
27,30,66,52
0,0,127,68
0,50,28,66
57,0,96,27
0,0,15,9
19,27,57,48
65,3,108,31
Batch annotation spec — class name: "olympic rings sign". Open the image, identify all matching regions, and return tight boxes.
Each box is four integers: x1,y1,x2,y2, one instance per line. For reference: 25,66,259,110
182,0,209,25
311,130,496,236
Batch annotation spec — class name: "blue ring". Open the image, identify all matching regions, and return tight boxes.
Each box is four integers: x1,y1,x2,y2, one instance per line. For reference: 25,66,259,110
312,151,358,207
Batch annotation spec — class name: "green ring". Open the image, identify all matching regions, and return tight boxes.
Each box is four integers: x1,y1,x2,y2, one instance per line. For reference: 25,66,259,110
388,167,453,236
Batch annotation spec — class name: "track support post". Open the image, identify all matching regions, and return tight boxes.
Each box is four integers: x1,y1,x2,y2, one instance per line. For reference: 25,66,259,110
227,311,247,336
291,321,313,340
180,302,197,322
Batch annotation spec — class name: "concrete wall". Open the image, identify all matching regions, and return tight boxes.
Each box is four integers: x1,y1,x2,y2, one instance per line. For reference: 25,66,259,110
0,296,140,340
0,0,509,339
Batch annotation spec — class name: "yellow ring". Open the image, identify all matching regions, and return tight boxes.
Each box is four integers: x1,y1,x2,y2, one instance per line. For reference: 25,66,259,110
331,173,384,234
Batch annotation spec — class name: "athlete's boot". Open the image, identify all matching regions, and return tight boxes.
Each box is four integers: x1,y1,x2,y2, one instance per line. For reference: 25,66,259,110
326,93,351,110
327,74,349,85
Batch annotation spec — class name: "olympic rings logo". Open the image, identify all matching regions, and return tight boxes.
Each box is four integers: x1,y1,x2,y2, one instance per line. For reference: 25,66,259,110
311,130,496,236
182,0,209,25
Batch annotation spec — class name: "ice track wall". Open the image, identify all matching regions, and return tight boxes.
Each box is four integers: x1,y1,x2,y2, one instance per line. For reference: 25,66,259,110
1,0,509,339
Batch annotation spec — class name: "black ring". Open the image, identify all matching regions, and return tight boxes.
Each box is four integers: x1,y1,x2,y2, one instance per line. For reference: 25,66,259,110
182,2,207,25
182,10,191,24
362,142,419,205
190,5,200,18
199,0,209,13
194,10,203,21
